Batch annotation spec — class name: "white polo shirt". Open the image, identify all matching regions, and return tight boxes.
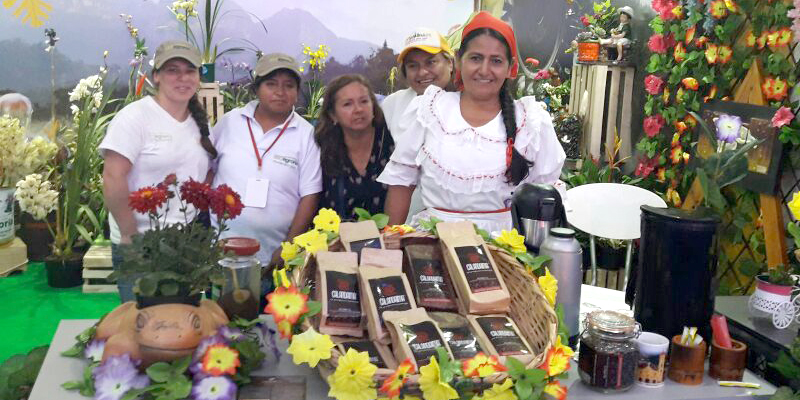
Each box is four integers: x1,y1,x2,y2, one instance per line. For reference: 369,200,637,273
211,101,322,264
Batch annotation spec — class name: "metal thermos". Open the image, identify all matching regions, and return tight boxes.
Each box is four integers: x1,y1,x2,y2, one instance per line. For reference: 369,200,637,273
539,227,582,347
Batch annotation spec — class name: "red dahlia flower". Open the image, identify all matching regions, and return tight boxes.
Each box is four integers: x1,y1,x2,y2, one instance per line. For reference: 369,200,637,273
180,178,212,211
129,186,169,214
210,184,243,219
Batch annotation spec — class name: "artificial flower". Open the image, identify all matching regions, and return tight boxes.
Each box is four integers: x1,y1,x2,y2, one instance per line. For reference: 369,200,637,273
671,132,682,147
193,334,226,362
745,31,757,47
538,268,558,306
525,57,540,67
695,36,709,47
717,45,732,63
418,356,459,400
704,85,718,103
202,344,240,376
666,187,682,207
767,30,780,47
180,178,211,211
209,184,243,219
93,353,139,380
676,87,686,104
580,15,590,26
772,107,795,128
265,284,309,325
762,77,789,101
675,121,688,134
644,74,664,95
462,352,507,378
715,114,742,144
94,368,148,400
280,241,301,263
533,69,551,80
673,42,687,63
477,378,517,400
543,380,568,400
276,319,294,340
313,208,341,233
84,339,106,362
219,326,244,342
539,343,571,376
662,87,670,103
685,26,696,45
670,145,690,164
273,267,291,288
192,376,237,400
287,327,335,368
553,336,575,357
776,27,793,46
652,0,680,20
671,5,684,18
685,114,698,128
293,229,329,254
724,0,740,12
648,34,675,54
14,174,58,220
128,186,169,214
682,77,699,90
380,358,415,398
496,229,527,253
384,224,416,235
788,192,800,220
710,0,728,18
757,31,768,49
635,157,658,178
705,44,718,64
644,115,666,137
656,167,667,182
328,349,378,400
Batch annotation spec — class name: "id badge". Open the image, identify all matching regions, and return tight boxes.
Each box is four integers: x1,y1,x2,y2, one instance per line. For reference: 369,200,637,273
243,178,269,208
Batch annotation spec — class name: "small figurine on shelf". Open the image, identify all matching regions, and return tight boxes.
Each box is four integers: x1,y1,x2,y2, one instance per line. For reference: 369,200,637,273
600,6,633,62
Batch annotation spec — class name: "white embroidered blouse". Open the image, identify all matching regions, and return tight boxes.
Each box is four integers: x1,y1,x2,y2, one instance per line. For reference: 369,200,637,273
377,85,566,213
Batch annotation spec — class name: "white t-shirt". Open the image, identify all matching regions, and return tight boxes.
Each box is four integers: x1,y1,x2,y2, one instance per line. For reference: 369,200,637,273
99,96,211,244
377,85,566,232
381,87,417,141
211,101,322,264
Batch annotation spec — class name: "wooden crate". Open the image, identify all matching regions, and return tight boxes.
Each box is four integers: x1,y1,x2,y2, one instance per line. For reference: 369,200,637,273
0,237,28,277
82,244,117,293
199,82,225,125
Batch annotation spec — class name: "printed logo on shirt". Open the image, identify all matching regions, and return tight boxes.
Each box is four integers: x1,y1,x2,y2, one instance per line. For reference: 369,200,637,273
151,132,172,143
272,154,298,168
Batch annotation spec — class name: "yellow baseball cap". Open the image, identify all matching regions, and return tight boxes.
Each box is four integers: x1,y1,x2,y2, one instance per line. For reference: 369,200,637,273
153,40,202,69
397,28,453,63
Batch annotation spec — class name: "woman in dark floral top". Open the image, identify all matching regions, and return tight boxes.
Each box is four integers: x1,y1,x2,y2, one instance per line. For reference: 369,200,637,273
315,74,395,220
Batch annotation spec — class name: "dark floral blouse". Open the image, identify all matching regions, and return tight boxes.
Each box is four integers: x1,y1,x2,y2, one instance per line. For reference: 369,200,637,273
320,124,395,221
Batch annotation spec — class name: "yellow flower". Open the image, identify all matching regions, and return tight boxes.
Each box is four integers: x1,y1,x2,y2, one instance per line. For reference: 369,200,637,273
264,285,308,325
379,396,421,400
379,358,415,398
538,268,558,306
478,378,517,400
542,380,567,400
276,319,293,340
538,340,571,376
287,327,335,368
281,241,300,263
272,267,291,288
496,229,527,254
552,335,574,358
419,356,459,400
293,229,328,254
201,344,240,376
789,192,800,220
462,352,507,378
384,224,415,235
328,348,377,400
313,208,341,233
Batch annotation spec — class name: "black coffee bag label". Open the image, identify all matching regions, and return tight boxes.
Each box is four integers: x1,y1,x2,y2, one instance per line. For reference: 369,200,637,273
441,326,482,360
369,276,412,326
341,341,387,368
325,271,361,327
402,321,445,367
477,317,530,356
349,238,382,262
410,259,454,304
454,246,501,293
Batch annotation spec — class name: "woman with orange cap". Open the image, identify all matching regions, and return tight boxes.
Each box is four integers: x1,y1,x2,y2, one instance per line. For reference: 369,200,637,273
378,12,565,232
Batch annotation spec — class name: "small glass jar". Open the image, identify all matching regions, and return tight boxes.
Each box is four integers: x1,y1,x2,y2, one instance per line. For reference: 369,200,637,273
218,237,262,320
578,310,641,393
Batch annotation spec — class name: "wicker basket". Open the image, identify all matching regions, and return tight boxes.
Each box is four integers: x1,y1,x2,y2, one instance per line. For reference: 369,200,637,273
290,232,558,389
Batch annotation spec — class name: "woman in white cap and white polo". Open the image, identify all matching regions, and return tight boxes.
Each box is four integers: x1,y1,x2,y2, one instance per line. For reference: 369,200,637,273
210,53,322,272
101,40,217,302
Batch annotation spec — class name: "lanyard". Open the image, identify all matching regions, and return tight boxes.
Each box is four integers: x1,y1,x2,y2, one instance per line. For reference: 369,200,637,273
246,114,293,170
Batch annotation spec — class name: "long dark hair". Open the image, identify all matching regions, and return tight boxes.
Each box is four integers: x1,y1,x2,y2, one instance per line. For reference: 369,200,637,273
457,28,532,185
314,74,385,176
152,66,218,159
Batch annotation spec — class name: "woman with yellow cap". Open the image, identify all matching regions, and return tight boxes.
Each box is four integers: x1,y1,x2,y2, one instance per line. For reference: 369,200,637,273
378,12,565,233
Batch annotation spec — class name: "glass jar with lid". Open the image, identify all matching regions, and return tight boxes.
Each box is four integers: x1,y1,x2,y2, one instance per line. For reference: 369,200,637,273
218,237,261,320
578,310,641,393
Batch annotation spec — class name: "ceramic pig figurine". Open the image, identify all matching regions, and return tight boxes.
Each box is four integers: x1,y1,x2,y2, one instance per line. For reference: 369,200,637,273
95,299,229,366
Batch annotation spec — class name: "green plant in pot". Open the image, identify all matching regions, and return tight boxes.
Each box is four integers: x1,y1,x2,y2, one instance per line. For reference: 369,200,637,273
110,174,244,304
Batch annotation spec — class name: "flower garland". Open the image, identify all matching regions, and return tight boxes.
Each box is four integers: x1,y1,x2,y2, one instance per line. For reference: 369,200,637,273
635,0,797,205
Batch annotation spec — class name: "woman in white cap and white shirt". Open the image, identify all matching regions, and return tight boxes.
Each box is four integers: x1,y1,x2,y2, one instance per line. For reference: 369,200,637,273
210,53,321,270
101,40,216,302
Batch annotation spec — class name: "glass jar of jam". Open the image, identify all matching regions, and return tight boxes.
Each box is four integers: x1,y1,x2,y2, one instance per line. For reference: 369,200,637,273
578,310,641,393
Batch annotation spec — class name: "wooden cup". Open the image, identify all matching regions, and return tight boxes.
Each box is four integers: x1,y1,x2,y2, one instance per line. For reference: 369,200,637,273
709,339,747,381
667,335,707,385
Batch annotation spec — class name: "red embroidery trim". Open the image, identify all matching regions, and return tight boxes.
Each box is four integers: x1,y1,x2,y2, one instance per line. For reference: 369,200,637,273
424,89,529,144
420,146,506,181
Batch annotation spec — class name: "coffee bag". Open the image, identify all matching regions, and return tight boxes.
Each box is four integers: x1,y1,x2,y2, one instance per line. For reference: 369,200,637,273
437,221,510,314
403,240,458,311
315,251,363,337
359,266,416,343
360,248,403,269
429,312,483,360
468,314,534,365
336,339,397,370
340,221,384,262
383,308,452,369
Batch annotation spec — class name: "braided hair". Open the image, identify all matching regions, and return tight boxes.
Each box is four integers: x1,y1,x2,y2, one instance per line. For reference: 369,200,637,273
458,28,532,185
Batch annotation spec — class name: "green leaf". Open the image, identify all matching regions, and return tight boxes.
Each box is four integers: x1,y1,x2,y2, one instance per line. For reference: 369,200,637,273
371,214,389,229
60,343,84,357
770,351,800,379
61,380,84,390
305,300,322,318
354,208,371,221
146,362,174,383
172,356,191,374
121,388,152,400
504,356,526,378
768,386,798,400
137,275,158,296
739,259,761,278
159,280,180,296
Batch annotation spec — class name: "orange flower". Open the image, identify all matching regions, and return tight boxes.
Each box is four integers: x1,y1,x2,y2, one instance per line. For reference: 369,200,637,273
670,145,684,164
135,74,147,96
705,44,718,64
767,30,780,47
265,285,309,325
673,42,687,63
543,381,568,400
685,26,696,45
462,352,507,378
703,85,718,103
776,28,793,46
666,187,682,207
539,345,571,376
724,0,740,12
671,132,682,147
695,36,709,47
684,114,698,127
710,0,728,18
674,121,688,134
717,45,732,64
676,87,685,104
201,344,240,376
380,358,415,398
671,5,683,18
662,87,670,103
757,31,768,49
276,319,293,340
656,168,667,182
682,77,699,90
762,77,789,101
745,31,756,47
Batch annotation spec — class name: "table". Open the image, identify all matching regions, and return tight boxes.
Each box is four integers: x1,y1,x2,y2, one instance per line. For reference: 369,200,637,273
565,183,667,287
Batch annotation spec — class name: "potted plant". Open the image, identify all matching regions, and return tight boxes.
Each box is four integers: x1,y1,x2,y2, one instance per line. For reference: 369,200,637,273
568,0,618,62
15,72,115,287
111,174,244,306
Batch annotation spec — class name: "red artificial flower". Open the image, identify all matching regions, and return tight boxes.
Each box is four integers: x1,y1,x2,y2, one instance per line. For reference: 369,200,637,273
772,106,795,128
685,26,696,45
695,36,709,47
580,15,590,26
635,157,659,177
717,45,733,64
644,115,666,137
180,178,212,211
675,121,688,134
162,173,177,186
652,0,680,20
710,0,728,18
209,184,243,219
682,77,699,90
648,34,675,54
533,69,551,80
644,75,665,95
129,186,169,214
525,57,540,67
705,43,719,64
673,42,687,63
